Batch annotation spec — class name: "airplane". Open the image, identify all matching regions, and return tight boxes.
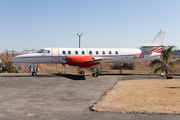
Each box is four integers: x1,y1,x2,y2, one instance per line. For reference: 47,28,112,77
11,30,166,77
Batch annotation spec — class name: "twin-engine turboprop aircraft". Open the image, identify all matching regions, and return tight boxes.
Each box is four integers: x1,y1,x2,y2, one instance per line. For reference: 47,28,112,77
11,30,166,77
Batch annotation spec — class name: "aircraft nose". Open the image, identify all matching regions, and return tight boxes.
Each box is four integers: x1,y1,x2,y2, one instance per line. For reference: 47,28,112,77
11,56,23,63
10,57,18,62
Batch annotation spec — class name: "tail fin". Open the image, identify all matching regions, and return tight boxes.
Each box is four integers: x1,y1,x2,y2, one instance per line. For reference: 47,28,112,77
144,30,166,46
142,30,166,54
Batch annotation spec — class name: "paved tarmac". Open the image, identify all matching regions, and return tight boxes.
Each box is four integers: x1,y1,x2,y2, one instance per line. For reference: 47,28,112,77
0,73,179,120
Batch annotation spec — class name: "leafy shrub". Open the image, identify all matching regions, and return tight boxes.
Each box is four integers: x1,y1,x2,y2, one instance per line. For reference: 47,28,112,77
0,59,17,73
96,66,101,72
112,63,135,70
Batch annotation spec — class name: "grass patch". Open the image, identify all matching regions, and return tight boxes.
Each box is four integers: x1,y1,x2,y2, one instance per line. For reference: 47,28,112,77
93,79,180,114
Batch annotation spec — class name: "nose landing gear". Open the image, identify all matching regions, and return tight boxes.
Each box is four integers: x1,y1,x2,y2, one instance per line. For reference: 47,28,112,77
32,65,38,76
32,72,37,76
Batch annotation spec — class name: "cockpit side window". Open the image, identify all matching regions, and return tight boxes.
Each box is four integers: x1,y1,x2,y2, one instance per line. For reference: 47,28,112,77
36,49,50,53
42,50,50,53
36,49,44,53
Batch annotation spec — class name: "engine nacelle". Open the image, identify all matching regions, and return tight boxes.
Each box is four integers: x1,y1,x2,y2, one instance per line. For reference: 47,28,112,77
66,56,100,68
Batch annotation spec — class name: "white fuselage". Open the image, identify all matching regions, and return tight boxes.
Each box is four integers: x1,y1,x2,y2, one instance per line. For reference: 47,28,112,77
10,30,165,77
11,47,161,64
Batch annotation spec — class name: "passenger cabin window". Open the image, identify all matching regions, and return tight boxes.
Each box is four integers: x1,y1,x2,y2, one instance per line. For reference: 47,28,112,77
115,51,118,55
96,51,99,55
109,51,112,55
89,51,92,55
62,51,65,54
102,51,105,55
68,51,71,54
75,51,78,54
82,51,85,55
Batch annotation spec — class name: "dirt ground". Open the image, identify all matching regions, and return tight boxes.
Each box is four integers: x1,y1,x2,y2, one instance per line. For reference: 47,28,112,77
93,79,180,114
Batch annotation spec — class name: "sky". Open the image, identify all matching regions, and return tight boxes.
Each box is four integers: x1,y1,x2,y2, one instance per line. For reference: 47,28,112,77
0,0,180,53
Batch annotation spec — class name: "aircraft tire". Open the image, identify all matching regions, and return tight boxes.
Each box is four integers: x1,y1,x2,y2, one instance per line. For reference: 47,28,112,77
80,71,85,74
92,73,98,77
32,72,37,76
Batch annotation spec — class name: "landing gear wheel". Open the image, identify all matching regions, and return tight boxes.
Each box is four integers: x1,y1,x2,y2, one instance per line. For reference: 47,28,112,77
80,71,85,74
32,72,37,76
92,73,98,77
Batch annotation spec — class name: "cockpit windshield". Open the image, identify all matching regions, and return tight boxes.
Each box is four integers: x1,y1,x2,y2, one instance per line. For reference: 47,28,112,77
36,49,44,53
36,49,50,53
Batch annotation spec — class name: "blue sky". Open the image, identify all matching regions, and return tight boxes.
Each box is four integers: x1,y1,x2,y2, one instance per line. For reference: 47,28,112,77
0,0,180,52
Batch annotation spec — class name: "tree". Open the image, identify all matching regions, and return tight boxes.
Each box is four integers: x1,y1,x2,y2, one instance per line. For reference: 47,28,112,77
150,46,176,76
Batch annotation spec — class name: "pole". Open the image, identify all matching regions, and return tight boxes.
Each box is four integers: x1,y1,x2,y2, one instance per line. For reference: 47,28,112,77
79,36,80,48
77,33,83,48
77,33,83,74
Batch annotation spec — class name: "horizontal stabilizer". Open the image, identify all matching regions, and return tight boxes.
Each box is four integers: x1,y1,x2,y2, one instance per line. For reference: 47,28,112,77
142,45,172,48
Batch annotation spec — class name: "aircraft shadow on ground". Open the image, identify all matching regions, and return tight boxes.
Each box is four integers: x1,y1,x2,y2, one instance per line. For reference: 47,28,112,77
0,75,32,77
164,87,180,89
0,74,86,80
55,74,86,80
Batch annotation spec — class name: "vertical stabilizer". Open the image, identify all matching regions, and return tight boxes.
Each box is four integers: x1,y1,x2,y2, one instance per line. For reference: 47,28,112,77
142,30,166,54
144,30,166,46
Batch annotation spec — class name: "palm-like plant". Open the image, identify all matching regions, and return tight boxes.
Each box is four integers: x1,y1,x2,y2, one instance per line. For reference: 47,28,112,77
150,46,176,75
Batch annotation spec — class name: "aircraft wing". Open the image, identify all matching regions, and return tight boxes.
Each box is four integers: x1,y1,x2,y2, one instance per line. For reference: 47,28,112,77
85,58,112,63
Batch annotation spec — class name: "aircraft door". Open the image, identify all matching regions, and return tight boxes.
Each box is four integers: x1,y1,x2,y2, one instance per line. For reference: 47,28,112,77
51,49,59,63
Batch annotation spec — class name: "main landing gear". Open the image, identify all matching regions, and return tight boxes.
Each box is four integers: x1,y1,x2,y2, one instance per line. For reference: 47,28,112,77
92,66,98,77
92,73,98,77
80,71,85,74
79,68,85,75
